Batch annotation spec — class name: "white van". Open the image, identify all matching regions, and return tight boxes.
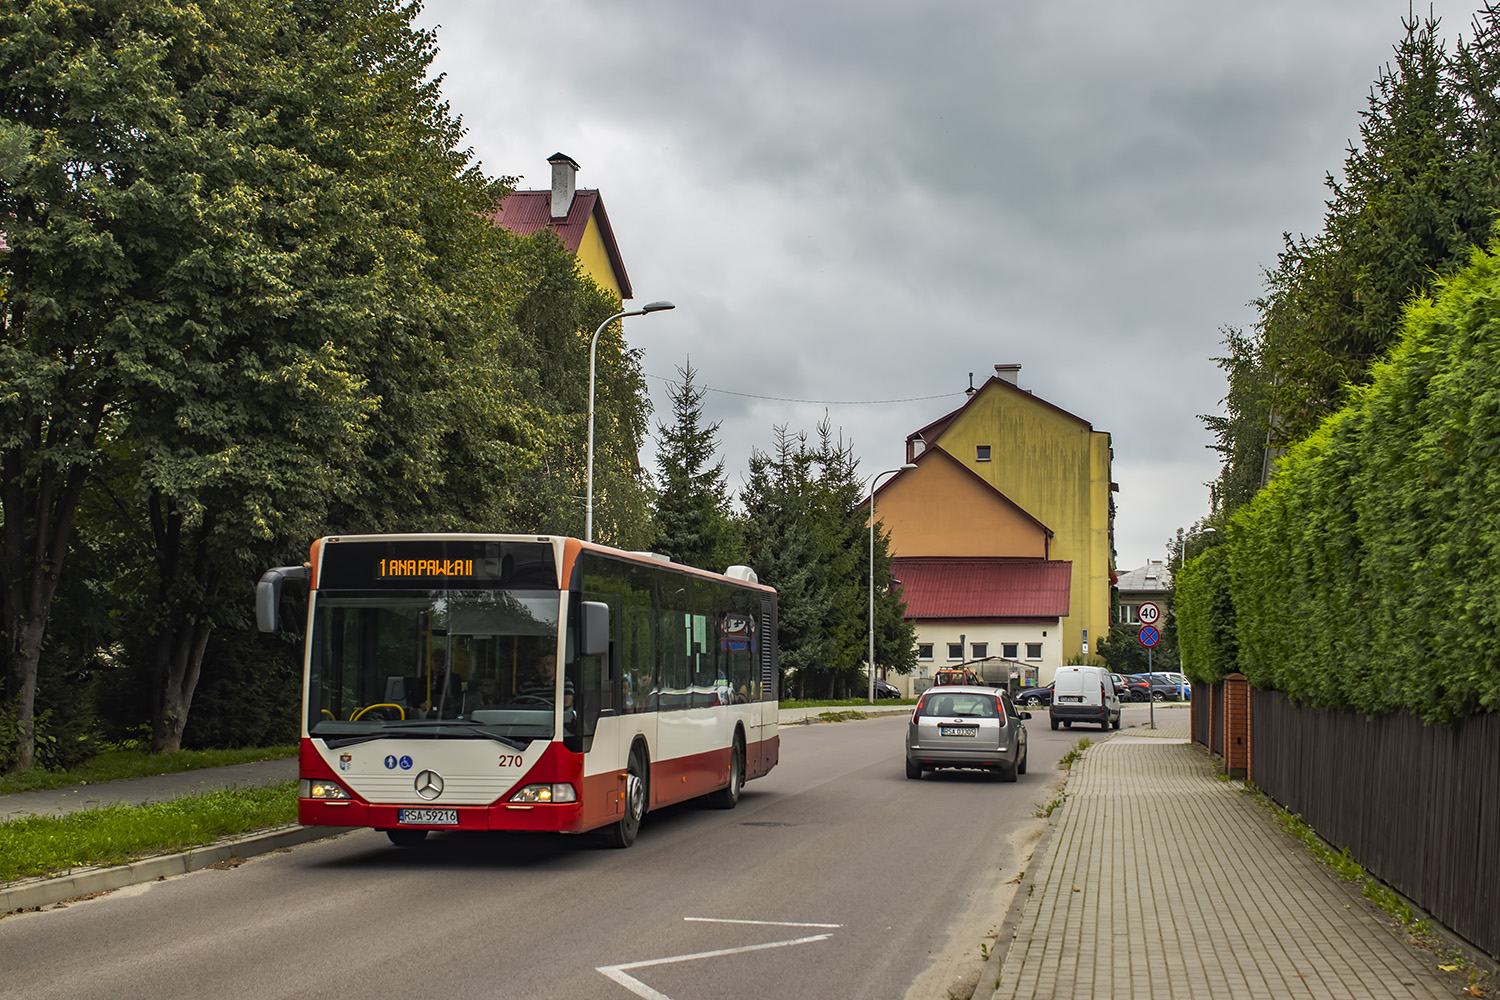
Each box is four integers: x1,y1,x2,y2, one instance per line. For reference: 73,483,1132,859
1048,665,1121,731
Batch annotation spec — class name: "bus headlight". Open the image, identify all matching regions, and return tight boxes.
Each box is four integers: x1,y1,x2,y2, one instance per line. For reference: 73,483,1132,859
510,783,577,804
300,778,351,800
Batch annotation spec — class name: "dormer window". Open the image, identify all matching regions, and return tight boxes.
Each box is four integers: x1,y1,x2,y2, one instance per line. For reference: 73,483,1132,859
976,445,992,462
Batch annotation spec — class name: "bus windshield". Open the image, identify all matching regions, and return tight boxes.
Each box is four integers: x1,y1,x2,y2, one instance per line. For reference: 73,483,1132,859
307,590,565,747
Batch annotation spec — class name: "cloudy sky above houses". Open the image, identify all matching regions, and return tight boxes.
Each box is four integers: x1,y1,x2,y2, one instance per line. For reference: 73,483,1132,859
417,0,1479,570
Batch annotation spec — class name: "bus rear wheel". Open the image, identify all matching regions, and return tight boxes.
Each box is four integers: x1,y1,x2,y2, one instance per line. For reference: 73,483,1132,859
708,736,744,809
607,746,648,848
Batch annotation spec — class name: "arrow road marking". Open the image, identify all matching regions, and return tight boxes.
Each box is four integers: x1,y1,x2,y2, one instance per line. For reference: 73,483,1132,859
597,919,841,999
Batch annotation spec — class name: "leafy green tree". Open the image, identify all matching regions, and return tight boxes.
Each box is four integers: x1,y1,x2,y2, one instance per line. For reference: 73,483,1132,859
491,231,655,549
0,0,536,762
0,0,363,766
651,358,739,571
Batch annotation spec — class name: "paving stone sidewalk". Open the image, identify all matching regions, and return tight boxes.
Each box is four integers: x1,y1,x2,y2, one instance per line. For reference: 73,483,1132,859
990,718,1456,1000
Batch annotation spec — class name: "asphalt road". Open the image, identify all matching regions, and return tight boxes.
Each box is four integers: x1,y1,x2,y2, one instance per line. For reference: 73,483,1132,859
0,710,1114,1000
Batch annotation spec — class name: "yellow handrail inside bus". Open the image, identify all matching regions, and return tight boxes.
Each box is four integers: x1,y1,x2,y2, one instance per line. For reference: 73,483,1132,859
351,703,406,722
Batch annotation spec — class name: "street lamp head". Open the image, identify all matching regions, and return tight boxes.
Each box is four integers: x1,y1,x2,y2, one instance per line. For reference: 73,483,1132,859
900,463,917,470
641,300,676,313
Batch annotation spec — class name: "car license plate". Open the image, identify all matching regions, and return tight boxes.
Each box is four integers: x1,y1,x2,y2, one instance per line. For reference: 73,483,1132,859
398,808,458,825
940,725,977,737
1058,696,1083,703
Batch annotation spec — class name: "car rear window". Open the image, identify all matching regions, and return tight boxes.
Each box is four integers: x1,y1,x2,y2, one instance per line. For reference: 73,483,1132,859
918,693,998,718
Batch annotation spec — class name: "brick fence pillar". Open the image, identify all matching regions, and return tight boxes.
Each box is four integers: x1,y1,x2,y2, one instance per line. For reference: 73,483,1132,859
1223,673,1250,778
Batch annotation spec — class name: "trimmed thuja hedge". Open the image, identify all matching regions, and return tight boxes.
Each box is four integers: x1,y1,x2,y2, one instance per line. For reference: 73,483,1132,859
1226,243,1500,726
1176,544,1236,686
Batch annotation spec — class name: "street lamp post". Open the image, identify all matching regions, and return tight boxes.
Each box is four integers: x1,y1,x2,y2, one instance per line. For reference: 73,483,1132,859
586,300,675,542
869,464,918,703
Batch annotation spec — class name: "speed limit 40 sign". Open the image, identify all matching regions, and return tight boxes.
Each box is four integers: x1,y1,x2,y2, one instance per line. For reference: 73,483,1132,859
1137,602,1161,626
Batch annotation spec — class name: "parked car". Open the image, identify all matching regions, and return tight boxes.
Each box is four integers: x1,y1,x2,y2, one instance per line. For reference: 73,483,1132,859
1016,683,1054,707
1108,672,1128,699
1130,673,1182,702
1121,674,1153,702
906,685,1030,781
855,672,901,699
1049,665,1121,731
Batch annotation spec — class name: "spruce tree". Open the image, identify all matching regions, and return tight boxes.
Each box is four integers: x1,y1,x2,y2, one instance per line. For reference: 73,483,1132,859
652,359,738,571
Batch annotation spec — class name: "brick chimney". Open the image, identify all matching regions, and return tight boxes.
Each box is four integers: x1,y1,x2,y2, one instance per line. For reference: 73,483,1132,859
549,152,580,220
994,364,1021,386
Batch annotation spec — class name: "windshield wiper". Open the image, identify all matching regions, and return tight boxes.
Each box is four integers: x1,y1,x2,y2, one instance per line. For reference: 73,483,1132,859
322,734,382,749
374,721,528,750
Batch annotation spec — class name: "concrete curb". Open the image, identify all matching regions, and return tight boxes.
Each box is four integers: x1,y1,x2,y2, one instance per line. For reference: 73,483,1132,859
1,824,355,914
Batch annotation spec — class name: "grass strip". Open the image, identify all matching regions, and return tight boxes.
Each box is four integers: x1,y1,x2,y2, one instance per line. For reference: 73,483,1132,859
780,698,915,709
0,780,298,882
0,746,297,795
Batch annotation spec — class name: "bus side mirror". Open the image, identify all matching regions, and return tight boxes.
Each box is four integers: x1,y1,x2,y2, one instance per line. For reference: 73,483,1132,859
580,601,611,658
257,565,309,633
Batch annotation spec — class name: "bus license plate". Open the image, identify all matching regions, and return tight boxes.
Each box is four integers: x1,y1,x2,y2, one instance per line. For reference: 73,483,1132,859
940,726,977,737
399,808,458,825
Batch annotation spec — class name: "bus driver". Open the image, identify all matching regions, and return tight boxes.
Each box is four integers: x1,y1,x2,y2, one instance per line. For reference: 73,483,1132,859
515,650,574,709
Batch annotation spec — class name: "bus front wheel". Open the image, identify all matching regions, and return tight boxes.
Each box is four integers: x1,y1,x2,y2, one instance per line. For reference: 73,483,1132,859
386,829,428,848
607,746,648,848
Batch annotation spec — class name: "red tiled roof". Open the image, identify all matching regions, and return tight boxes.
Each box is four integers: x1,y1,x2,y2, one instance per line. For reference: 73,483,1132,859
487,189,633,299
892,557,1071,620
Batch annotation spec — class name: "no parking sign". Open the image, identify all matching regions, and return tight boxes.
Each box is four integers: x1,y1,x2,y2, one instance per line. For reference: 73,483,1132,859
1138,624,1161,647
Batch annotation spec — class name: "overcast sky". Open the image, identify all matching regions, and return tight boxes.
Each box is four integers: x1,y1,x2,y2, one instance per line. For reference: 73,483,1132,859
416,0,1480,570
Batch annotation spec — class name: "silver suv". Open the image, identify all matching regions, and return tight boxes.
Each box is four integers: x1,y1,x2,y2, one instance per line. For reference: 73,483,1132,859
906,685,1030,782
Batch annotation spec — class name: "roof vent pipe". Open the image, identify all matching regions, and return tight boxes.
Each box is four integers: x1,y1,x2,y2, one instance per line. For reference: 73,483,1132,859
994,364,1021,385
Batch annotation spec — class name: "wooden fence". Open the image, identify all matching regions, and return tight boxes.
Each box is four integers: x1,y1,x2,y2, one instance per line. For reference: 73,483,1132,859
1194,684,1500,961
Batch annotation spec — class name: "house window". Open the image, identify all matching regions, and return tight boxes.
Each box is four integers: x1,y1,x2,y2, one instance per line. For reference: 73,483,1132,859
917,643,934,661
970,643,988,659
976,445,991,462
1002,642,1018,659
1119,604,1139,624
1025,643,1043,660
947,643,964,660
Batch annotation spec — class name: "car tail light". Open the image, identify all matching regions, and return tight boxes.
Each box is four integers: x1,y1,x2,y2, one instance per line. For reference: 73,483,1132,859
912,695,926,722
995,694,1007,726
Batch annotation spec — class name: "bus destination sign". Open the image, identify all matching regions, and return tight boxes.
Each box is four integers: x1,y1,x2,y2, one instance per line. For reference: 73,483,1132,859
376,558,475,580
317,539,559,590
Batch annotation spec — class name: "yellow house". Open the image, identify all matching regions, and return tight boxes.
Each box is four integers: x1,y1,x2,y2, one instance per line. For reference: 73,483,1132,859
881,364,1114,668
488,153,633,300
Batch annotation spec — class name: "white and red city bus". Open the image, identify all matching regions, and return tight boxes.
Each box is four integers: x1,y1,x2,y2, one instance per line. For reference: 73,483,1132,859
256,534,779,848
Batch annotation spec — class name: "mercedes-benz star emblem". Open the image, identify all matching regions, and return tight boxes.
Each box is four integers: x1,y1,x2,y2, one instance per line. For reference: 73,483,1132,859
414,770,444,800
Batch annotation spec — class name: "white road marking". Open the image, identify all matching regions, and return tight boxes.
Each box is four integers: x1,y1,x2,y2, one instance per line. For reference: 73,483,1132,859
683,916,842,928
597,932,835,999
